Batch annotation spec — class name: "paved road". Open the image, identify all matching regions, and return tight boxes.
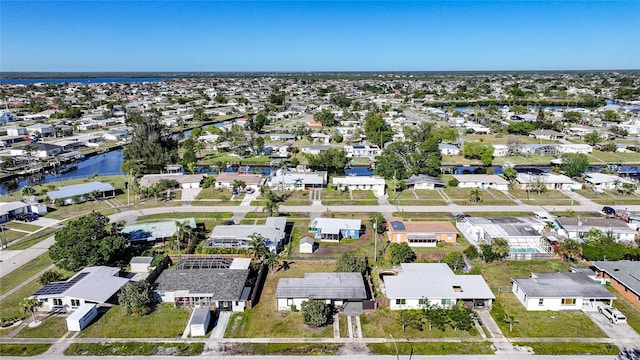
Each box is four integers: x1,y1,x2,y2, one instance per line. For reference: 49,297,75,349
0,236,55,278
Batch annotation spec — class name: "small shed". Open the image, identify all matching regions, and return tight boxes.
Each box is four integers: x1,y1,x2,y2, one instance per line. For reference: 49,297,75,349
66,304,97,332
189,307,211,337
299,236,316,254
129,256,153,273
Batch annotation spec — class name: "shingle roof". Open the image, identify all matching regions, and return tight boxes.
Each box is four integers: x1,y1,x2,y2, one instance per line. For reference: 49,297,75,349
592,261,640,295
512,272,615,299
276,273,367,300
154,268,249,301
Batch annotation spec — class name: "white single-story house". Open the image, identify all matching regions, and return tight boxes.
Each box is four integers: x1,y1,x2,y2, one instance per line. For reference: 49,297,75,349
47,182,116,204
214,173,263,191
139,173,207,189
555,144,593,154
309,218,361,242
332,176,386,197
154,257,251,312
404,174,445,190
0,201,31,223
205,217,287,253
276,272,367,312
453,174,509,191
529,129,565,140
26,123,54,137
102,130,128,141
33,266,129,312
515,173,582,191
10,143,63,158
584,173,637,192
492,144,510,157
298,145,331,155
439,143,460,156
345,144,381,158
555,217,637,243
267,169,327,190
5,126,27,136
299,236,316,254
512,272,615,311
385,263,495,310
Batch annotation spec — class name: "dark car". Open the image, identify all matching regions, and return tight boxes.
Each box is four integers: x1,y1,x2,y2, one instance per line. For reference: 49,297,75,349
602,206,616,216
452,213,468,221
17,213,38,222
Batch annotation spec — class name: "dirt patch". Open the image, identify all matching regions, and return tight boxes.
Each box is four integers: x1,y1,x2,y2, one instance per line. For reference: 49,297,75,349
337,342,371,356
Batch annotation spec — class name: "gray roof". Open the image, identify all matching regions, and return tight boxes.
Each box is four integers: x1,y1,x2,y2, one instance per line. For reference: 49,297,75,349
34,266,128,303
512,272,615,299
385,263,495,300
300,236,315,245
154,268,249,301
130,256,153,264
190,307,210,326
404,174,445,186
207,217,287,247
558,217,636,234
276,273,367,300
465,217,545,238
48,182,115,200
592,261,640,295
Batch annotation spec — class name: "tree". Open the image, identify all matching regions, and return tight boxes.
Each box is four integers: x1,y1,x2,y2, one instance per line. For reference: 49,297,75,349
369,213,386,235
503,312,518,332
600,142,617,152
507,122,536,135
263,197,280,216
335,253,366,274
49,212,129,271
364,112,394,148
313,109,337,127
443,251,465,271
232,180,246,191
39,270,63,285
463,245,479,260
174,220,193,254
603,110,620,122
301,299,332,327
20,297,42,324
247,113,269,132
248,234,268,261
560,153,589,178
502,166,518,182
448,302,475,332
119,280,155,316
584,131,602,146
305,148,347,170
374,141,441,180
463,142,493,166
468,188,483,203
265,252,281,274
491,238,510,259
563,111,582,123
557,238,582,263
387,243,416,265
21,186,36,197
122,110,178,172
398,310,423,332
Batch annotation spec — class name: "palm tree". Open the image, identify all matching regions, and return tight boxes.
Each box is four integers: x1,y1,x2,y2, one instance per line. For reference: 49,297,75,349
248,233,268,261
265,252,281,274
174,220,193,257
20,297,42,324
185,162,197,175
557,238,582,263
469,188,483,203
263,197,279,216
232,180,246,192
503,312,518,332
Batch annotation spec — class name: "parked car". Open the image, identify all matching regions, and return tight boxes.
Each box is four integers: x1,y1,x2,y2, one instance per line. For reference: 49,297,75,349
598,305,627,324
602,206,616,217
452,213,468,221
16,213,38,222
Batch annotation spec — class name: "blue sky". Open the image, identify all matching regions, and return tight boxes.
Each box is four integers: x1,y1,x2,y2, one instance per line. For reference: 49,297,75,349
1,1,639,72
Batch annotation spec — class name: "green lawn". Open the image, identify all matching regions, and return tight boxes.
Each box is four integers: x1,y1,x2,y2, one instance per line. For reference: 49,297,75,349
2,229,28,243
443,188,515,206
78,304,190,338
368,341,494,355
225,260,336,338
65,342,204,356
0,343,51,356
389,189,448,206
0,279,46,320
576,188,640,205
5,222,42,232
509,189,574,206
589,150,640,163
15,316,68,338
0,253,54,296
360,307,480,339
219,343,342,356
514,342,618,355
6,228,57,250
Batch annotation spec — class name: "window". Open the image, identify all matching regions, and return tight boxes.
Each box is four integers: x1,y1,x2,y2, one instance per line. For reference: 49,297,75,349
53,299,62,306
71,299,80,308
441,299,452,306
287,298,293,306
419,298,429,306
538,298,544,306
396,299,406,305
561,298,576,305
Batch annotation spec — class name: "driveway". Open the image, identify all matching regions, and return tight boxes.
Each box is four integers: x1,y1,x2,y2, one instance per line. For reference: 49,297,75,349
585,307,640,346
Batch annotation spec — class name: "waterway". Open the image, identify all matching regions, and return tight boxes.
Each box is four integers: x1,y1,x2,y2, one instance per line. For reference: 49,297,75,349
0,77,169,85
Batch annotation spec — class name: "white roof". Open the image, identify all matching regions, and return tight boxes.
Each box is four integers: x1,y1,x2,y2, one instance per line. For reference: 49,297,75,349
67,303,96,322
229,257,252,269
332,176,385,186
452,174,508,185
312,218,361,235
0,201,29,214
34,266,129,303
385,263,495,300
516,173,576,184
585,173,635,185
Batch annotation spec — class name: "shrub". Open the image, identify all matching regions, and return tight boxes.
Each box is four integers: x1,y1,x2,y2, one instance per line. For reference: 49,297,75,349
301,300,332,327
463,245,479,260
448,178,459,187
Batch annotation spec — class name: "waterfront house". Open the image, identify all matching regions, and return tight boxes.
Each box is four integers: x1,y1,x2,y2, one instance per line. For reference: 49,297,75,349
10,143,63,158
439,143,460,156
492,144,509,157
345,144,381,158
452,174,509,190
139,173,207,189
33,266,129,312
515,173,582,191
555,144,593,154
584,173,637,192
516,144,558,157
267,168,327,190
529,129,565,141
214,173,263,191
47,182,116,204
554,217,637,243
385,263,494,310
403,174,445,190
26,123,54,137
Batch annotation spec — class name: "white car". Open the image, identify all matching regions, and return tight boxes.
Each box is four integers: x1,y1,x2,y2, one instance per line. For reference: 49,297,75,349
598,305,627,324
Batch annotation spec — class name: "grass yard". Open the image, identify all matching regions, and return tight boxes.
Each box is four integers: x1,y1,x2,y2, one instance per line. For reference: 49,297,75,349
368,341,494,355
78,304,190,338
135,212,233,222
45,200,117,220
412,236,472,262
360,307,480,339
2,229,28,243
443,188,515,206
0,253,56,296
609,288,640,334
65,342,204,356
514,342,618,355
6,228,57,251
473,260,570,290
15,316,68,338
575,188,640,205
4,222,42,232
0,343,51,356
389,189,448,206
589,150,640,163
218,343,343,356
509,189,574,206
225,260,337,338
282,191,311,206
0,279,46,320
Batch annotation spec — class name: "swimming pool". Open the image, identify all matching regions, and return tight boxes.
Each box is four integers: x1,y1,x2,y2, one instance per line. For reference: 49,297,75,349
511,247,541,254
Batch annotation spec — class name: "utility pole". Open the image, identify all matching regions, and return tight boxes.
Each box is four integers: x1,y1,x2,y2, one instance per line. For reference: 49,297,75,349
374,220,377,263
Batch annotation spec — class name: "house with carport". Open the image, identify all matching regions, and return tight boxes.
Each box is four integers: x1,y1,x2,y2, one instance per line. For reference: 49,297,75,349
512,271,615,311
584,173,637,192
205,216,287,253
515,173,582,191
47,182,116,205
139,173,207,189
404,174,445,190
554,217,637,243
214,173,263,191
332,176,386,197
385,263,495,310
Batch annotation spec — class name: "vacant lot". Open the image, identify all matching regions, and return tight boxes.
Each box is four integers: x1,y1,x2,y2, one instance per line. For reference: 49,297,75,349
368,341,494,355
514,342,618,355
509,189,573,206
443,188,515,206
576,188,640,205
225,260,336,338
389,189,447,206
65,342,204,356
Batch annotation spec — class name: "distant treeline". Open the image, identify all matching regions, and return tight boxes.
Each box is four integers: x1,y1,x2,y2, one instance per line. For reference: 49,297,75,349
422,98,606,108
